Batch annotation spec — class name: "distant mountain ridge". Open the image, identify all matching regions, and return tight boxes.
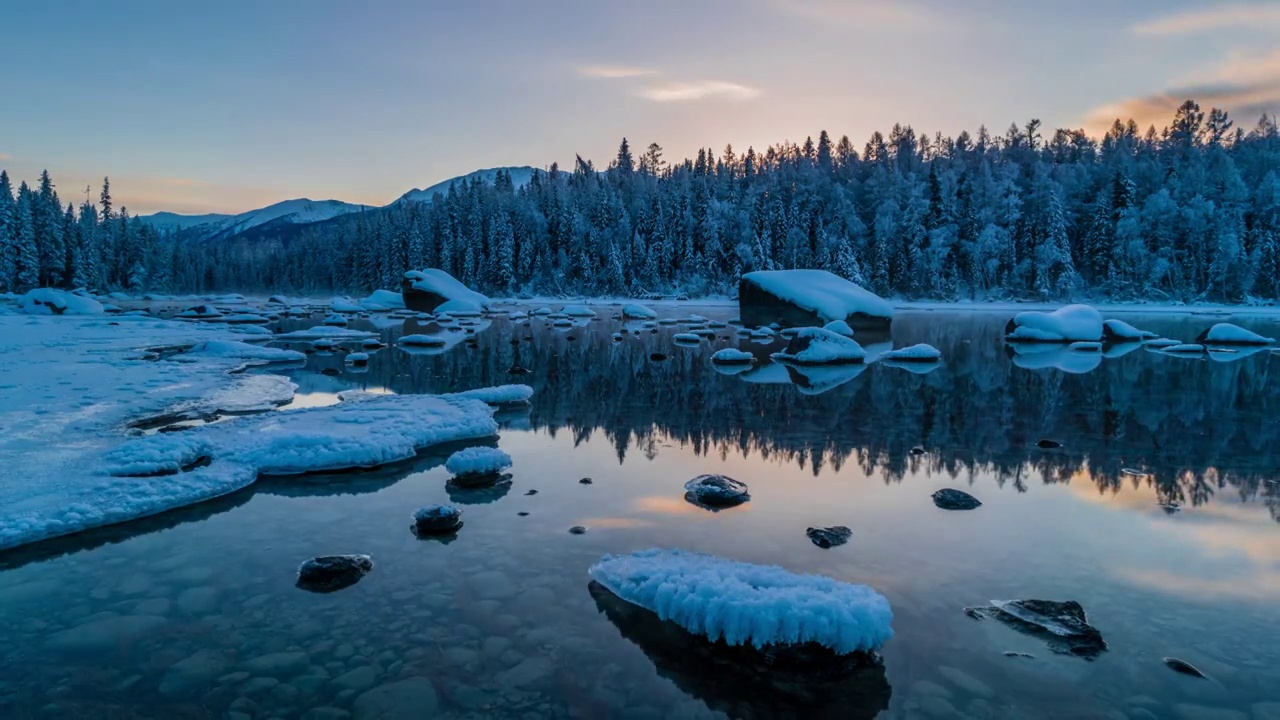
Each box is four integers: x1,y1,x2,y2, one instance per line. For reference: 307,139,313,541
138,166,540,241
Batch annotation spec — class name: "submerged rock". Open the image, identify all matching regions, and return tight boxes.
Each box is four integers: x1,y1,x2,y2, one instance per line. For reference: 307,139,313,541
684,474,751,510
296,555,373,593
1163,657,1207,678
806,526,852,549
974,599,1107,658
352,677,439,720
932,488,982,510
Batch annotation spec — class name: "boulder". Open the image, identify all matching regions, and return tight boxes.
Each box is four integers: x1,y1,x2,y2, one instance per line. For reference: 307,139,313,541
684,474,750,509
739,270,893,330
972,599,1107,658
400,269,489,313
412,505,463,536
932,488,981,510
806,526,852,548
296,555,373,593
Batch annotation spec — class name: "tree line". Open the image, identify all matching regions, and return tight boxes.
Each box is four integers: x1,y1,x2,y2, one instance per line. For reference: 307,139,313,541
3,100,1279,302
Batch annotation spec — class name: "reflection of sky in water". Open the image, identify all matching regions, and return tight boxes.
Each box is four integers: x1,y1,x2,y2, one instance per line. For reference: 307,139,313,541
1,307,1278,717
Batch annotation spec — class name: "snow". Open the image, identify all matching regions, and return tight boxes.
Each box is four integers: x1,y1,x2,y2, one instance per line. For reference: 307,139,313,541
1069,341,1103,352
1143,338,1179,348
330,297,362,313
361,290,406,310
1005,304,1104,342
1102,319,1151,341
562,304,597,318
882,344,941,361
1162,343,1207,354
17,288,105,316
772,327,866,364
823,320,855,338
532,307,553,316
322,313,349,326
588,549,893,655
177,305,222,319
345,352,369,363
396,166,540,204
404,269,491,310
623,304,657,320
275,327,376,341
741,270,893,324
435,299,485,315
399,334,446,347
673,333,702,343
750,327,776,338
186,340,305,363
231,325,273,336
441,385,534,405
444,446,512,477
1196,323,1275,345
711,348,755,364
199,198,368,242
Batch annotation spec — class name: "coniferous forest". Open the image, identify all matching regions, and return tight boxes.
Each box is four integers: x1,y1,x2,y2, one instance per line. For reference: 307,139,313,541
3,100,1280,302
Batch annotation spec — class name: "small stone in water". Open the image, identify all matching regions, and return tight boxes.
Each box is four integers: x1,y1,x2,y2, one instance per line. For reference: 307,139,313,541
296,555,373,593
650,353,668,361
524,489,538,496
806,526,852,549
932,488,982,510
568,526,587,535
1036,439,1063,449
579,477,593,485
1162,657,1207,678
1003,651,1035,659
684,474,750,509
518,512,529,517
909,446,925,455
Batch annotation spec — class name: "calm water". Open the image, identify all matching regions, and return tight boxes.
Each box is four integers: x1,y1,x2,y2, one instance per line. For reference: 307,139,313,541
1,306,1278,720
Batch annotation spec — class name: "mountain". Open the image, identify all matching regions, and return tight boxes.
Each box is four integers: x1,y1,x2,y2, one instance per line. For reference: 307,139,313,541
396,166,539,204
201,198,370,241
137,212,233,231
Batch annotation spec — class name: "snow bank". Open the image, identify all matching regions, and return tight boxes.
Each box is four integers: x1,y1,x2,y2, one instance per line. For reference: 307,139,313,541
623,304,657,320
588,549,893,655
772,327,866,364
18,289,105,316
186,340,305,363
882,344,940,362
330,297,362,313
1005,305,1104,342
445,446,512,477
740,270,893,327
711,348,755,364
361,289,406,310
562,304,597,318
1196,323,1275,345
823,320,855,338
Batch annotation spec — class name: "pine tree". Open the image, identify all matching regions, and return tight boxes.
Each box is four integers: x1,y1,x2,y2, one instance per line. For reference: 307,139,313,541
13,185,40,291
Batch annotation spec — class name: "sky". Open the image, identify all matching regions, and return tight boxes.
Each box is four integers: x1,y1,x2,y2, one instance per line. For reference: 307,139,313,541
2,0,1278,216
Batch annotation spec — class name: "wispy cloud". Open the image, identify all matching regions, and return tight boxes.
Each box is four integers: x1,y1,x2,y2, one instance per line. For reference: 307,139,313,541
0,153,12,162
1084,48,1280,134
1133,3,1280,36
636,80,761,102
775,0,939,30
578,65,658,79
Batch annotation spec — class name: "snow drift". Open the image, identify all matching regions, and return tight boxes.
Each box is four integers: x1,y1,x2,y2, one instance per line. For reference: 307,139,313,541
1005,305,1104,343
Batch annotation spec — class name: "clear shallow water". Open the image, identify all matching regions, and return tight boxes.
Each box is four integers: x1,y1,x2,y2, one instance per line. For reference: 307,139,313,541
0,307,1278,719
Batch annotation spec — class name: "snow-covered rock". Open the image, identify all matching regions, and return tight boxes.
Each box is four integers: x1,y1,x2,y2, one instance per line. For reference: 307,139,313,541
17,288,105,316
412,504,463,535
186,340,304,363
345,352,369,365
322,313,348,326
822,320,855,338
684,475,750,508
562,304,597,318
882,344,941,362
218,313,269,324
1143,338,1179,348
1162,343,1207,354
532,307,553,316
772,327,866,365
435,299,485,316
399,334,446,348
739,270,893,330
623,303,657,320
330,297,362,313
401,269,490,313
1005,305,1104,342
1195,323,1275,345
177,304,223,320
673,333,702,344
1102,319,1153,342
588,549,893,655
711,348,755,365
230,324,273,337
1069,341,1102,352
445,447,512,477
360,289,405,311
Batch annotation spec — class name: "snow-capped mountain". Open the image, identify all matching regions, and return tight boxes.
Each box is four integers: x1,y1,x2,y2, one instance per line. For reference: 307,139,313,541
201,199,370,241
137,212,233,231
395,166,539,204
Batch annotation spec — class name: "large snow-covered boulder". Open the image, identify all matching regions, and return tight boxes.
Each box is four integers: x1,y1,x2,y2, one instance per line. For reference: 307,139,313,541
623,303,657,320
18,288,105,316
1101,319,1153,342
1195,323,1275,346
772,327,867,365
739,270,893,330
1005,305,1104,343
588,549,893,655
401,269,490,313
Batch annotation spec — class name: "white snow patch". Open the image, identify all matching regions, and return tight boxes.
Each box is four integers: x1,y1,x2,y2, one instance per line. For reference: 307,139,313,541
562,304,597,318
361,290,405,310
741,270,893,324
445,446,512,477
275,327,376,341
1102,319,1151,341
404,269,491,310
882,344,941,361
772,327,866,364
823,320,855,338
1005,305,1104,342
17,289,105,316
588,549,893,654
1197,323,1275,345
623,304,657,320
711,348,755,364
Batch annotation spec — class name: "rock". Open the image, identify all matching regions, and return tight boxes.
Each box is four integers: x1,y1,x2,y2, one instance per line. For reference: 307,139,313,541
159,649,232,698
909,446,925,455
332,666,380,692
46,614,167,652
296,555,373,593
1036,439,1062,449
649,353,668,361
352,677,439,720
1002,651,1034,659
176,586,219,615
1163,657,1207,678
497,657,554,688
579,477,593,485
467,570,517,600
806,526,852,549
412,505,463,536
517,512,529,517
524,489,538,495
932,488,982,510
1172,705,1246,720
569,526,587,535
981,599,1107,658
243,651,311,677
683,474,750,510
936,666,994,698
507,365,530,375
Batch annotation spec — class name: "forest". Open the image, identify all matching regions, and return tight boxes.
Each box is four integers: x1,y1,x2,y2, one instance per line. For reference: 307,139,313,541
3,100,1279,303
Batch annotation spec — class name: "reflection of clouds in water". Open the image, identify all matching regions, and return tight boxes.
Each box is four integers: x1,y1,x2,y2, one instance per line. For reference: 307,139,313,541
579,517,653,529
633,496,708,516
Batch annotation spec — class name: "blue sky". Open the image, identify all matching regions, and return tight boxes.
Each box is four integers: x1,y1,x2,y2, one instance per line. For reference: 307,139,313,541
2,0,1277,215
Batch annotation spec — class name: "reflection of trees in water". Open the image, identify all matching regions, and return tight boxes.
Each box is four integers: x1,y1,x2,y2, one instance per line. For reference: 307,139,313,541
336,313,1279,519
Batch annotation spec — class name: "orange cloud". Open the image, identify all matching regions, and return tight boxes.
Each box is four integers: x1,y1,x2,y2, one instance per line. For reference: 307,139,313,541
637,80,761,102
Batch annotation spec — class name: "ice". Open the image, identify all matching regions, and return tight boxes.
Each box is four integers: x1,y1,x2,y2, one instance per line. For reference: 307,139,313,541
404,269,491,310
823,320,855,338
185,340,306,363
711,348,755,364
588,549,893,655
230,325,273,337
740,270,894,325
399,334,446,347
623,304,657,320
772,327,866,364
275,327,376,341
361,290,406,310
1005,305,1104,342
562,304,597,318
445,446,512,476
1196,323,1275,345
17,289,105,316
329,296,362,313
882,344,941,362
